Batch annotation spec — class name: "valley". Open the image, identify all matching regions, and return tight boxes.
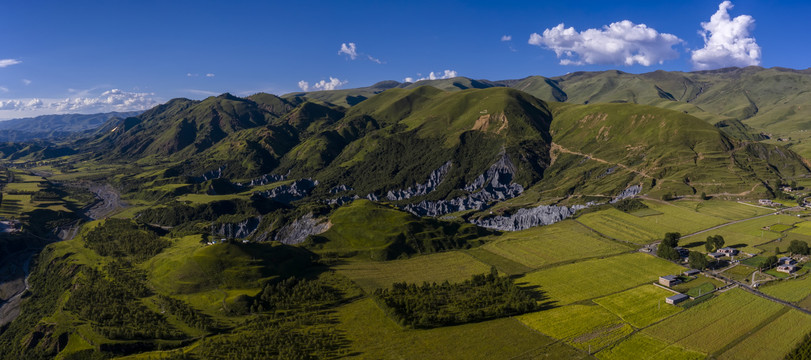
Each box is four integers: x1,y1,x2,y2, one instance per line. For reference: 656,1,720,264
0,69,810,359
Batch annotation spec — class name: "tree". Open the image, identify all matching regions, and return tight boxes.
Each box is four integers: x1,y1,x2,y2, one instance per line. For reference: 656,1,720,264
700,192,709,200
662,232,681,248
705,235,725,252
657,244,680,261
763,255,779,270
705,238,714,252
775,246,781,256
788,240,810,255
688,251,709,270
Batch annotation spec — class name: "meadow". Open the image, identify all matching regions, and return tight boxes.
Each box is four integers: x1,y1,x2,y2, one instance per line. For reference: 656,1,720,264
597,333,705,360
760,274,811,303
335,251,492,291
480,220,634,269
643,288,785,354
680,214,802,254
593,285,684,328
517,253,685,305
517,304,634,352
669,200,774,221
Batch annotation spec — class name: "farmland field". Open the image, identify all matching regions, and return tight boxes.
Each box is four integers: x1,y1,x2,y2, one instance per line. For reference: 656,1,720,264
480,220,633,269
577,208,665,243
670,200,773,221
597,333,705,360
721,264,756,283
336,298,590,359
643,288,785,354
516,304,634,352
464,247,532,275
757,232,811,254
680,214,802,254
760,274,811,303
593,285,683,328
518,253,685,305
718,309,811,360
790,221,811,236
335,252,492,291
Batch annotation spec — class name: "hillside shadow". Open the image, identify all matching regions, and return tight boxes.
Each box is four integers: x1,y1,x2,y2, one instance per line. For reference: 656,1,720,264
516,282,558,310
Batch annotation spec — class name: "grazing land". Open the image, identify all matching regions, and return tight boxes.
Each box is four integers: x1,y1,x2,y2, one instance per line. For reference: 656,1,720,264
518,253,685,305
335,252,492,291
480,220,634,269
643,288,785,354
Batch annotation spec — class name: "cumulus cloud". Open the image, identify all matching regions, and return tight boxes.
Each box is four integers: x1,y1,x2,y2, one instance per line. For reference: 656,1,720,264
0,59,21,68
403,69,458,83
501,35,512,42
22,79,31,85
205,73,215,77
529,21,683,66
0,89,159,116
691,1,761,70
338,43,359,59
298,77,348,92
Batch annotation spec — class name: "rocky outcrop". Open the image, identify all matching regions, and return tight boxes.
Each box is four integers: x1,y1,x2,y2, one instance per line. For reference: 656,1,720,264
385,161,451,201
610,185,642,203
402,154,524,217
256,179,318,204
327,195,360,206
238,173,286,187
330,184,353,194
193,166,226,183
273,213,331,245
473,204,588,231
212,216,262,239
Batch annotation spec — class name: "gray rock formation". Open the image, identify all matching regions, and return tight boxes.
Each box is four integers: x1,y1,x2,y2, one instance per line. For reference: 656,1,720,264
473,205,577,231
402,154,524,217
238,173,286,187
256,179,318,204
273,213,331,245
213,216,262,239
385,161,451,201
193,166,226,183
327,195,360,206
610,185,642,203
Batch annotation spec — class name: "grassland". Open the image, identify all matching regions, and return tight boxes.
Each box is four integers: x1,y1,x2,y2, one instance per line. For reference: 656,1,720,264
480,220,634,269
760,274,811,303
643,288,785,354
597,333,705,360
335,252,492,291
721,264,757,283
593,285,684,328
517,304,634,352
790,221,811,236
518,253,685,305
670,200,773,221
336,298,590,359
718,309,811,360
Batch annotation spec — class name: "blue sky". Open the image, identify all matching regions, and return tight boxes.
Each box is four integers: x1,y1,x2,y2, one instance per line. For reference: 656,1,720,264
0,0,809,119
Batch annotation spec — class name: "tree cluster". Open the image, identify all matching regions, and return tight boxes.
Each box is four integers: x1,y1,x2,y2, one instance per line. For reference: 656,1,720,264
688,251,709,270
229,276,342,316
788,240,810,255
612,198,648,213
704,235,725,252
786,331,811,360
83,219,170,261
373,268,538,328
156,295,219,331
657,232,682,261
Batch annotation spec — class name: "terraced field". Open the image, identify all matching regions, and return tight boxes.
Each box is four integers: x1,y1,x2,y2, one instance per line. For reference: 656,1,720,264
643,288,785,354
518,253,685,305
593,285,683,328
517,304,634,352
718,309,811,360
480,220,633,269
335,252,492,291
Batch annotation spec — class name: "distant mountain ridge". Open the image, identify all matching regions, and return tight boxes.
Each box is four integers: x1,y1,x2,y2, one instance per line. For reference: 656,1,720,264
0,111,142,142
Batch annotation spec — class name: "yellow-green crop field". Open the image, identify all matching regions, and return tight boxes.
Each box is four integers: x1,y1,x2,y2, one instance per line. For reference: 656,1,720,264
517,304,634,352
718,309,811,360
335,251,492,291
593,285,683,328
577,208,664,243
480,220,633,269
681,214,802,254
790,221,811,236
761,274,811,303
335,298,589,360
597,333,705,360
643,288,784,354
518,253,685,305
670,200,773,221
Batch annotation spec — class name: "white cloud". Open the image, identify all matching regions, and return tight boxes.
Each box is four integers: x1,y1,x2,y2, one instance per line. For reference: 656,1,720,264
338,42,359,59
0,87,8,93
367,55,383,64
22,79,31,85
186,73,198,77
501,35,512,42
0,59,21,68
529,21,683,66
205,73,215,77
298,77,348,92
691,1,761,70
0,89,159,116
403,69,458,83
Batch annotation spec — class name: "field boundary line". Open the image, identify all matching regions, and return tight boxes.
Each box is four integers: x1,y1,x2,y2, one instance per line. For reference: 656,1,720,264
710,306,790,358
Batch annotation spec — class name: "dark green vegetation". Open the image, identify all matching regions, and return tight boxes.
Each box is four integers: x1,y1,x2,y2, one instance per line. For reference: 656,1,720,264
373,268,538,328
786,332,811,360
83,219,170,261
657,232,682,261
